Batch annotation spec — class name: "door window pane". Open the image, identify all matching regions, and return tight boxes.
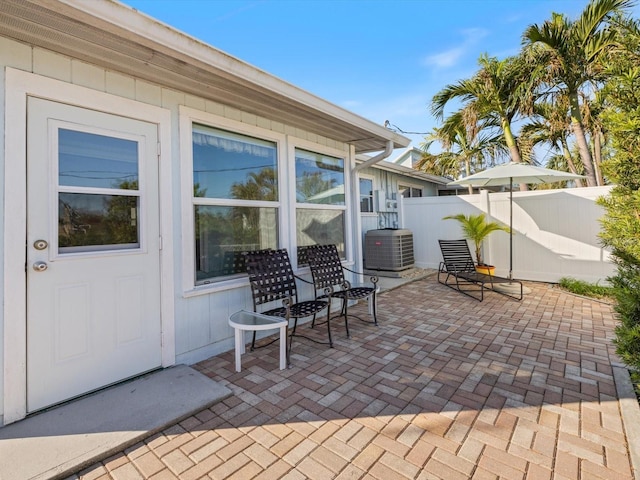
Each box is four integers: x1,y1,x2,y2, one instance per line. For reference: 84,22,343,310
59,193,139,252
194,205,278,283
58,129,139,190
193,125,278,200
295,149,344,204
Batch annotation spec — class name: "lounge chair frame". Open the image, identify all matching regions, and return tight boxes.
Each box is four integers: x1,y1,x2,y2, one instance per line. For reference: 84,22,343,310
438,239,523,301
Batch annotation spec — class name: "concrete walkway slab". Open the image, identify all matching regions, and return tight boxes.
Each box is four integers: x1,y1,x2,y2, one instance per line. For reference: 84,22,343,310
0,365,231,480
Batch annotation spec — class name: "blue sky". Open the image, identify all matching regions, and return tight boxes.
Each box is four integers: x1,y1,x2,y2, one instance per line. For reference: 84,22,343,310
122,0,638,157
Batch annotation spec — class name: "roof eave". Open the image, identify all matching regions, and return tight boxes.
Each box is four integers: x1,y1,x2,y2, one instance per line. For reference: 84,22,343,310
0,0,409,154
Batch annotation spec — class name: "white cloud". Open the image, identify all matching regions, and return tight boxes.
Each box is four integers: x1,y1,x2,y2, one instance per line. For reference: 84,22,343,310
423,27,489,69
424,47,465,68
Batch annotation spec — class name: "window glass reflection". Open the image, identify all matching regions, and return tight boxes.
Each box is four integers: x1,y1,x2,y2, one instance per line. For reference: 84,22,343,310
296,209,345,265
192,125,278,200
295,149,345,205
360,178,374,212
194,205,278,283
59,193,139,252
58,129,139,190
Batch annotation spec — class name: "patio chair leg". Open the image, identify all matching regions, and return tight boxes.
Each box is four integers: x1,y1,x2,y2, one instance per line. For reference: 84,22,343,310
343,299,350,338
371,291,378,325
251,330,257,351
311,313,317,328
287,319,297,365
326,308,333,347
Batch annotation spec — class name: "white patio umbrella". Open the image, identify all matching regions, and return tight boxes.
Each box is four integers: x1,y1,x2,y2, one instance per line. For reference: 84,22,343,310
448,162,585,280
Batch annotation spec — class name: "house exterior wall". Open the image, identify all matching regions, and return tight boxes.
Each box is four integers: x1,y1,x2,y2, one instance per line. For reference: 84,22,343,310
0,37,358,423
403,187,615,284
357,165,439,243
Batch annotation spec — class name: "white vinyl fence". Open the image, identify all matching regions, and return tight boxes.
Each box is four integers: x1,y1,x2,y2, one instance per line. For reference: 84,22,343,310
401,186,615,284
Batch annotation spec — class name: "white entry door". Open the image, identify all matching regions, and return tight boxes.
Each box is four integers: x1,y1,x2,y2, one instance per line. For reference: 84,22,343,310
26,98,162,412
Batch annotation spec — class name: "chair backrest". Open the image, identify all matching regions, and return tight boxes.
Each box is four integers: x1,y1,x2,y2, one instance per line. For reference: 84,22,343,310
306,244,346,290
438,239,476,273
220,250,246,276
244,248,299,308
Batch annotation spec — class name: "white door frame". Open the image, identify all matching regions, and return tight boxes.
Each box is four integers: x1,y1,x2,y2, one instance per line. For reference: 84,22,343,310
3,68,175,424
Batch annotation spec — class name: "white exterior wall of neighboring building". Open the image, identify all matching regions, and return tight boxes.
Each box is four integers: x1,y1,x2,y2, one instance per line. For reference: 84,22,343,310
403,187,615,284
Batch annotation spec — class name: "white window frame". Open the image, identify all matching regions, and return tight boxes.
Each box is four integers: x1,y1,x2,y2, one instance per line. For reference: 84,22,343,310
399,182,424,198
179,106,287,295
359,174,376,215
287,138,352,268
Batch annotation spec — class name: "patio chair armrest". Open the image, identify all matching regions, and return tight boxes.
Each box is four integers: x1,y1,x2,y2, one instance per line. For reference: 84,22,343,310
293,273,314,285
342,265,365,276
342,265,378,285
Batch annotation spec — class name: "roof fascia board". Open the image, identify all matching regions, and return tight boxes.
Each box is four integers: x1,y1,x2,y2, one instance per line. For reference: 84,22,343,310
355,156,449,185
48,0,409,148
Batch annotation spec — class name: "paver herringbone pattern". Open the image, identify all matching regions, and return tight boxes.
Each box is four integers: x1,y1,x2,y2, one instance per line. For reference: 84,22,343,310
72,278,634,480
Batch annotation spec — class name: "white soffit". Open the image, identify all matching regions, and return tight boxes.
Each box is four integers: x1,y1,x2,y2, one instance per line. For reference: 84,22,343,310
0,0,410,154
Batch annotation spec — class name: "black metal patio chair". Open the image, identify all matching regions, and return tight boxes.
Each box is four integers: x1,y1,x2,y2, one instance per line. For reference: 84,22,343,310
438,239,523,301
244,248,332,364
306,244,379,337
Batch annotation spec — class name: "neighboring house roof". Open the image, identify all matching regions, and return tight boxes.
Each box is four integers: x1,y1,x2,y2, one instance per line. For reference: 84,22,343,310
0,0,410,154
356,154,450,186
390,147,425,168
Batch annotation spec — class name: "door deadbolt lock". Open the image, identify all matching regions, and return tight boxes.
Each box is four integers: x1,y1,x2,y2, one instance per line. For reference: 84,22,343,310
33,261,48,272
33,239,48,250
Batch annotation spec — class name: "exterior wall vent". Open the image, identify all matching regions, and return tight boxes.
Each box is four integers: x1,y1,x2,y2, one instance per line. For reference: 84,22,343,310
364,229,414,271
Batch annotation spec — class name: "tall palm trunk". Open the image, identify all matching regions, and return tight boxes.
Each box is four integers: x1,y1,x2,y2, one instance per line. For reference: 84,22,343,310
569,93,598,186
560,138,585,187
592,129,605,185
464,160,473,194
502,119,528,191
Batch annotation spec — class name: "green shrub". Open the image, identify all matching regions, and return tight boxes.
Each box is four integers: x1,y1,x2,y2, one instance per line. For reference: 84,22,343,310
598,23,640,375
558,277,615,299
609,257,640,369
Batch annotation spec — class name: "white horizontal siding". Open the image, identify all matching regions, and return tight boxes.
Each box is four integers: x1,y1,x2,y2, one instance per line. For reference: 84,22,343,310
0,36,353,373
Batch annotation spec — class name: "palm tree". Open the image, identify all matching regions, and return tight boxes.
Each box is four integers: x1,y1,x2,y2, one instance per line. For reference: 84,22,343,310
522,0,634,187
519,98,586,187
443,213,511,267
417,112,506,194
581,91,608,185
230,168,277,201
432,54,535,190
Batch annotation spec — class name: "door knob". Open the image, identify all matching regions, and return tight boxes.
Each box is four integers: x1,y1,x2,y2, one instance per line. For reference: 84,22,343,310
33,261,48,272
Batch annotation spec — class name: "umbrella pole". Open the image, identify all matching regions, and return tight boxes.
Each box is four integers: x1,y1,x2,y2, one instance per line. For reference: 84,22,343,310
509,178,513,280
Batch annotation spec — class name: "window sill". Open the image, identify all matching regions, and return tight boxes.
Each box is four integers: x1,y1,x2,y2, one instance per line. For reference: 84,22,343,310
183,276,249,297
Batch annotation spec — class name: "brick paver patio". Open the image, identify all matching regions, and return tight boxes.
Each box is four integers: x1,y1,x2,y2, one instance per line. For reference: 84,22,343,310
72,275,638,480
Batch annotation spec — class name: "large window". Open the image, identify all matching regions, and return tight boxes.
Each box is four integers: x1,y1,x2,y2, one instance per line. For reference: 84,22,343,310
295,149,346,263
192,124,279,283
